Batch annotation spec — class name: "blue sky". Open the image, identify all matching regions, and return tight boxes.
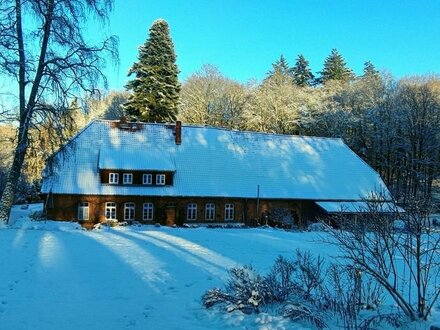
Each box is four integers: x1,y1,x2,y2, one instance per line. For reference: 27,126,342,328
101,0,440,90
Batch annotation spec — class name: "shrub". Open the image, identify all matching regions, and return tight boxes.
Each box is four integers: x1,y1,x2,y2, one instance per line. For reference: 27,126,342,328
202,253,328,328
203,251,392,329
202,265,265,314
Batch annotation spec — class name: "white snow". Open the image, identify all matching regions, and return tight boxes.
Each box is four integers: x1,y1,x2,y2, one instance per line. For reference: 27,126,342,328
316,201,403,213
0,204,437,329
41,120,390,200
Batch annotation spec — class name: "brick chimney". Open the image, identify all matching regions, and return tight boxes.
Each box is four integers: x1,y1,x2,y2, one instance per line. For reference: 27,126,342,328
175,121,182,145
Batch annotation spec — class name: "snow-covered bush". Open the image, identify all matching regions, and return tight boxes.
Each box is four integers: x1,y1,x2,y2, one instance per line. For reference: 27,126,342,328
225,266,266,313
203,251,394,329
202,254,328,327
203,265,265,314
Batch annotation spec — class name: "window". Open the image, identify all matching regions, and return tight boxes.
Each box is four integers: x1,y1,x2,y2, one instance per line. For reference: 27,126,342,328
205,203,215,221
105,202,117,220
109,173,119,184
156,174,166,185
187,203,197,221
143,203,154,221
124,202,135,221
225,204,234,221
78,202,89,221
123,173,133,184
143,174,152,185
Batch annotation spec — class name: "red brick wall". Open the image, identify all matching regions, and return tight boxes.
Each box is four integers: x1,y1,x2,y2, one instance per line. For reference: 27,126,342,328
44,194,321,227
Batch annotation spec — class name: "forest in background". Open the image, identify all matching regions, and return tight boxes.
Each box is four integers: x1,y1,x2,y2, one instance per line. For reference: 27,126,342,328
179,59,440,208
0,7,438,216
1,52,439,209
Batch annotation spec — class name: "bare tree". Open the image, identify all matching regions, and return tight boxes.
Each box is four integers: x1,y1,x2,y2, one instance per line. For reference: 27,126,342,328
179,65,249,129
326,200,440,321
0,0,118,222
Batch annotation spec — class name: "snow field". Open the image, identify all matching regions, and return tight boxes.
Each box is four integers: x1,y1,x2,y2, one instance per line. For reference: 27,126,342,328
0,204,437,329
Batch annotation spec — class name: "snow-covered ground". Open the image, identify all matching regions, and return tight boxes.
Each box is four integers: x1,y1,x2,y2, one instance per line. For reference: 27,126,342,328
0,204,438,329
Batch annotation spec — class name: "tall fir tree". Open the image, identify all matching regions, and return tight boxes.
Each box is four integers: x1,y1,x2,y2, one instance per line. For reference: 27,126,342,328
291,54,314,87
124,19,180,122
319,48,354,84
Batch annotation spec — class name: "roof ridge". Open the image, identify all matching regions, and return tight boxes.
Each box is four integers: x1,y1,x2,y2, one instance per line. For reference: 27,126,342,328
93,119,343,141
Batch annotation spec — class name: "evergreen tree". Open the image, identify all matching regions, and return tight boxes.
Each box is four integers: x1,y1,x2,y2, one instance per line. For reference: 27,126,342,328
291,54,314,87
266,55,291,79
124,19,180,122
362,61,380,79
319,48,354,84
263,55,293,85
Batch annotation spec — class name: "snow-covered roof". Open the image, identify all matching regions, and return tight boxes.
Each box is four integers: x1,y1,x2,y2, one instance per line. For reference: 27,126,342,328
41,120,391,200
316,201,401,214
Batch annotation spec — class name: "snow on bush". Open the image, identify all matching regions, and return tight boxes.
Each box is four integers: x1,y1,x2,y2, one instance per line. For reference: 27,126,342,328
202,250,405,329
203,252,328,328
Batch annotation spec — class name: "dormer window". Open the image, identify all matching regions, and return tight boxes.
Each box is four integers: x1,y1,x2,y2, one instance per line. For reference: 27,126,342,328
156,174,166,185
143,174,152,185
123,173,133,184
109,173,119,184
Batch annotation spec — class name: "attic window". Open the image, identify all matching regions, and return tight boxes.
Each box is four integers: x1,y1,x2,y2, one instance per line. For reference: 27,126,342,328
123,173,133,184
109,173,119,184
143,174,152,185
156,174,166,185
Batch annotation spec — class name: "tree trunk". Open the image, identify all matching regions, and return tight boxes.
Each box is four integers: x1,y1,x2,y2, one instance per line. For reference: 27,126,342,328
0,121,29,223
0,0,55,223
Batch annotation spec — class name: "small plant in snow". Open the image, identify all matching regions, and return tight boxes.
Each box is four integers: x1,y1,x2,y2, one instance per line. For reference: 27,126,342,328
202,265,265,314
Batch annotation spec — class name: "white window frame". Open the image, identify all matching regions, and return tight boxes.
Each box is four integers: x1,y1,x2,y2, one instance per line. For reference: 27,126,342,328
143,203,154,221
124,202,135,221
225,204,234,221
123,173,133,184
205,203,215,221
78,202,89,221
105,202,117,220
187,203,197,221
143,174,152,185
109,173,119,184
156,174,166,185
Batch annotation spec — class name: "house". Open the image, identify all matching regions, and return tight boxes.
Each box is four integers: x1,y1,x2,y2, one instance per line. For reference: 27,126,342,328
40,119,394,227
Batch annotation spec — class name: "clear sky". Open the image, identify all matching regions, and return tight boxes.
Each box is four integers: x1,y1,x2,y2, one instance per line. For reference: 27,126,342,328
100,0,440,90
